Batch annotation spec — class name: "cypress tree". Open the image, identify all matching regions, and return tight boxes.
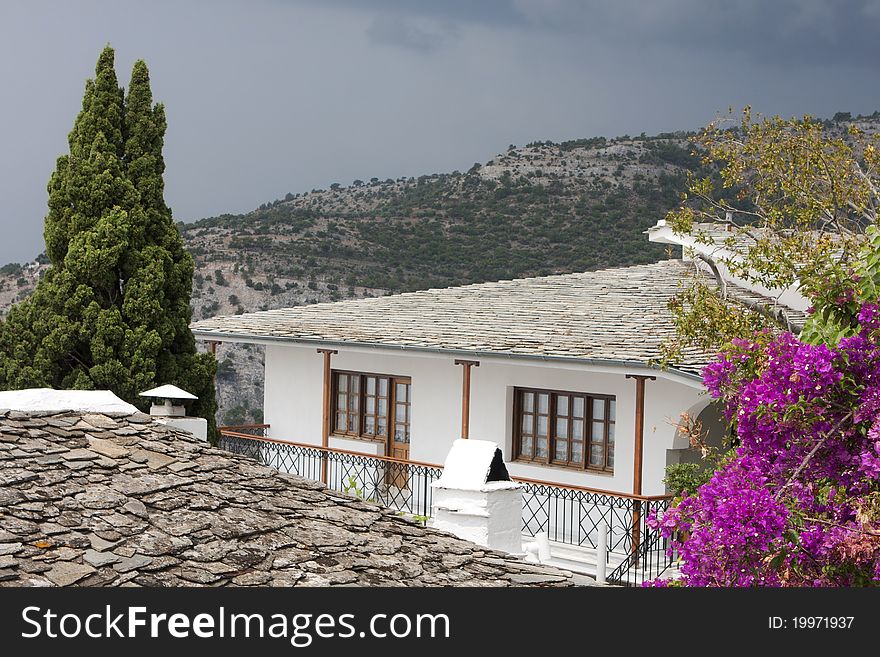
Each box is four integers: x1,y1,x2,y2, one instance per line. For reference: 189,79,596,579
0,46,218,439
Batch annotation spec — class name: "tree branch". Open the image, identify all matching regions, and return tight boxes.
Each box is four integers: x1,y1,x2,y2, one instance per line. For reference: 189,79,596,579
693,252,727,299
776,411,853,500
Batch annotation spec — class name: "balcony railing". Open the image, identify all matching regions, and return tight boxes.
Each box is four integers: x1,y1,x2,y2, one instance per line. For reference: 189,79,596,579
219,430,441,521
218,426,675,585
515,477,671,555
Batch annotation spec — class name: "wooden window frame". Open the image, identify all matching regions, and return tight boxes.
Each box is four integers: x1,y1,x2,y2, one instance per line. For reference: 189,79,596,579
513,386,615,473
331,370,411,443
391,379,412,445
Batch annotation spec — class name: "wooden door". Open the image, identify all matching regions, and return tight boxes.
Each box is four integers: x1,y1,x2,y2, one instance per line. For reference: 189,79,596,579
386,378,411,488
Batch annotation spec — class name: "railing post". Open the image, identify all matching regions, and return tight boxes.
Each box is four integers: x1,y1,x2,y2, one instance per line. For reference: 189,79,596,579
453,359,479,439
625,373,655,558
596,523,608,584
631,499,642,562
317,348,338,484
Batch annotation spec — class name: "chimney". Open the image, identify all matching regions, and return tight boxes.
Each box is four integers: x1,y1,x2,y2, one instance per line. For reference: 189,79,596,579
139,384,207,441
429,439,523,554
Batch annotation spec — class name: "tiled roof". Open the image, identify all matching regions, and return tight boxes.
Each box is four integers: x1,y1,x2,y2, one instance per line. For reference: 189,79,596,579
192,260,804,378
0,411,592,587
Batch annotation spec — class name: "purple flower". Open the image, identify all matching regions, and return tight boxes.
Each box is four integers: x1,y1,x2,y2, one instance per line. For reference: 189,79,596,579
662,301,880,587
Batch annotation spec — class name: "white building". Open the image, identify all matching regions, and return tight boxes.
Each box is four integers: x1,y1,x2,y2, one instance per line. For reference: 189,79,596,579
191,251,806,498
190,224,809,580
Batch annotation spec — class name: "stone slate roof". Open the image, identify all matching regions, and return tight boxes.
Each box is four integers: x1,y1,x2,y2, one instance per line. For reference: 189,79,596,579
0,410,593,587
191,260,805,378
193,260,706,376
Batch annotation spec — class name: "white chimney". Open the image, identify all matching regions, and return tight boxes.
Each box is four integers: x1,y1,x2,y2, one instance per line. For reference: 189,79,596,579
429,439,523,554
139,384,207,441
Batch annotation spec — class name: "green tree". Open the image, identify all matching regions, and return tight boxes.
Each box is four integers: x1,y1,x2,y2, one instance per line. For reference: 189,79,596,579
0,46,218,440
663,107,880,360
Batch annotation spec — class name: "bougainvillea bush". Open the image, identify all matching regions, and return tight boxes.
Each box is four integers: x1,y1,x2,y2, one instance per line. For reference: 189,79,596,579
650,305,880,586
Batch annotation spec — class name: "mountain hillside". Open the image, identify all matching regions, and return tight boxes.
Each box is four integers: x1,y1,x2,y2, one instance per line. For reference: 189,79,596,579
4,112,877,428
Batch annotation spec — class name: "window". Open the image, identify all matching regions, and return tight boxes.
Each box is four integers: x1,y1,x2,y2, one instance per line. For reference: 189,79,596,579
332,371,410,442
514,387,615,472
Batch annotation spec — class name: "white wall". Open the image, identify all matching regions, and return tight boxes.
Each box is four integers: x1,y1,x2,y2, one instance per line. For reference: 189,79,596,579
263,343,707,496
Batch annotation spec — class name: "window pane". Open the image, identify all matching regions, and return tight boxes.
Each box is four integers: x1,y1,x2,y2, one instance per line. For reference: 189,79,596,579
336,393,346,411
335,412,345,431
348,416,359,433
523,392,534,412
608,423,615,444
395,425,410,443
538,394,549,414
557,395,568,416
592,421,605,442
572,419,583,440
609,399,616,421
378,398,387,416
366,397,375,413
607,444,614,467
556,418,568,438
592,398,605,420
396,404,407,422
521,414,533,435
554,439,569,462
589,444,604,466
338,374,348,389
520,435,533,457
396,383,408,402
377,419,387,435
366,377,376,394
364,416,375,435
536,437,548,458
349,395,359,411
350,375,360,393
537,415,549,437
572,441,583,463
379,378,388,396
572,396,585,418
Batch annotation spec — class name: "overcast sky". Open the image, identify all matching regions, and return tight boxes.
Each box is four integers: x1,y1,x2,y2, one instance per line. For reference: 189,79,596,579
1,0,879,264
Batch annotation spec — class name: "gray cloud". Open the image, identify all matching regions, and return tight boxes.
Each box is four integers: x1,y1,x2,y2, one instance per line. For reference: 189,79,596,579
366,15,460,53
0,0,877,266
313,0,880,65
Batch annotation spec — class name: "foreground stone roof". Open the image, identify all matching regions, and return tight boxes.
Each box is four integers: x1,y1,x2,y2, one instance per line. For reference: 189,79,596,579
0,411,593,587
191,260,805,378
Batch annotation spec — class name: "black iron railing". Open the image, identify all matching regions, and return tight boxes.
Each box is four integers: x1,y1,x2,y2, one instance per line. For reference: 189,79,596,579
518,479,672,555
605,522,677,587
218,428,675,574
219,431,441,522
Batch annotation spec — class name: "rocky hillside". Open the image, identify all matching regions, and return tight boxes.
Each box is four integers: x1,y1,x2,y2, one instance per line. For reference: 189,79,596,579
3,112,877,428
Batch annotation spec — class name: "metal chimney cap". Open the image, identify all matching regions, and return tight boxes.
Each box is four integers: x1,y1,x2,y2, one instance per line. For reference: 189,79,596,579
139,384,198,400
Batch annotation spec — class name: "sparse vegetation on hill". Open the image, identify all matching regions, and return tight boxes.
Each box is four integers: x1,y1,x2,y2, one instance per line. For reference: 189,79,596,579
185,133,701,294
